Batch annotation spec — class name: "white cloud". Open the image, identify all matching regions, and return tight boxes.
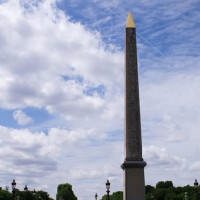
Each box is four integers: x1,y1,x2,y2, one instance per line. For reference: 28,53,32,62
13,109,33,125
189,161,200,171
0,125,122,198
0,0,123,131
144,146,186,170
0,126,57,177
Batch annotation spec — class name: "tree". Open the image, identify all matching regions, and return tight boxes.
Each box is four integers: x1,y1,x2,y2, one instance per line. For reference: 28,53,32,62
156,181,173,189
0,189,11,200
11,189,53,200
56,183,77,200
101,191,123,200
18,190,34,200
110,191,123,200
37,190,50,200
145,185,155,194
156,181,165,189
165,192,179,200
164,181,173,188
154,188,168,200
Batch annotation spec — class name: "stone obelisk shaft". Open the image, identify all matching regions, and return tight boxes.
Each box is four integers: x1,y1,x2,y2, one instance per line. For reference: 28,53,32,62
125,13,142,161
122,11,146,200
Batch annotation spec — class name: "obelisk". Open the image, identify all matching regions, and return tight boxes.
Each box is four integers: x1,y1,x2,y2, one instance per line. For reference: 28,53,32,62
121,11,146,200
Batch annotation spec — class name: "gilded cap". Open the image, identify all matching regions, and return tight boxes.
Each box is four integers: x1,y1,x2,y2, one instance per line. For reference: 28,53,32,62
126,11,135,28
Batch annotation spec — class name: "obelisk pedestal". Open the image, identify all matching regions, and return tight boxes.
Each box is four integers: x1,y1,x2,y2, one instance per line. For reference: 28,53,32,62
121,11,146,200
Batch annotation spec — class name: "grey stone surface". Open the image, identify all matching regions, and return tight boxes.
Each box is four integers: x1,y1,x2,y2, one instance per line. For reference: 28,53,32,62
121,160,146,169
122,26,146,200
125,28,142,160
123,168,146,200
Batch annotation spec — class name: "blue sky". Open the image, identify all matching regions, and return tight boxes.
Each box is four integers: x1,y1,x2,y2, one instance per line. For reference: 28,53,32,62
0,0,200,199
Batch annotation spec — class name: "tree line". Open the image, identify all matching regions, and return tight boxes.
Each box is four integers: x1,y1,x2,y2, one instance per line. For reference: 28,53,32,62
0,181,199,200
0,188,54,200
0,183,77,200
101,181,200,200
145,181,200,200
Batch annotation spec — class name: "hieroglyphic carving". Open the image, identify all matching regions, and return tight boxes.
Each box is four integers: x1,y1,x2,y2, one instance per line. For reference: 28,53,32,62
125,28,142,160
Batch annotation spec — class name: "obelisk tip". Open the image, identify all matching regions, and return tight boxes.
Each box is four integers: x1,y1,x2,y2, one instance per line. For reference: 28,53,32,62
126,11,135,28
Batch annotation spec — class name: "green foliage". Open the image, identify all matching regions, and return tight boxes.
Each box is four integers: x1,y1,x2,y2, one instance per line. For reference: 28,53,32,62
111,191,123,200
0,188,54,200
0,189,11,200
101,181,199,200
18,190,34,200
101,194,107,200
145,181,200,200
155,181,165,189
56,183,77,200
145,185,155,194
37,190,50,200
101,191,123,200
156,181,173,189
164,192,179,200
154,188,167,200
12,189,21,200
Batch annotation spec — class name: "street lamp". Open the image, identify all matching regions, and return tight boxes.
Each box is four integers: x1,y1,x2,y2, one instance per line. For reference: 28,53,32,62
24,185,28,200
33,189,36,200
194,179,199,200
24,185,28,191
95,193,98,200
11,179,16,200
11,179,16,190
105,180,110,200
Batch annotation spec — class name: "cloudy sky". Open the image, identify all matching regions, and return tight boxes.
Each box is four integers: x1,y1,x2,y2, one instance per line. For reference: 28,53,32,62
0,0,200,199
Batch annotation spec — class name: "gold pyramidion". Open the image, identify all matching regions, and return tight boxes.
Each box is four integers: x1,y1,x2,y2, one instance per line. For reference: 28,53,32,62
126,11,135,28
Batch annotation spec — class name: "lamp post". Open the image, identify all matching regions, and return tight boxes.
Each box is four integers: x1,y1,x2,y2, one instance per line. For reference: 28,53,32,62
33,189,36,200
194,179,199,200
95,193,98,200
24,185,28,200
24,185,28,191
105,180,110,200
11,179,16,200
